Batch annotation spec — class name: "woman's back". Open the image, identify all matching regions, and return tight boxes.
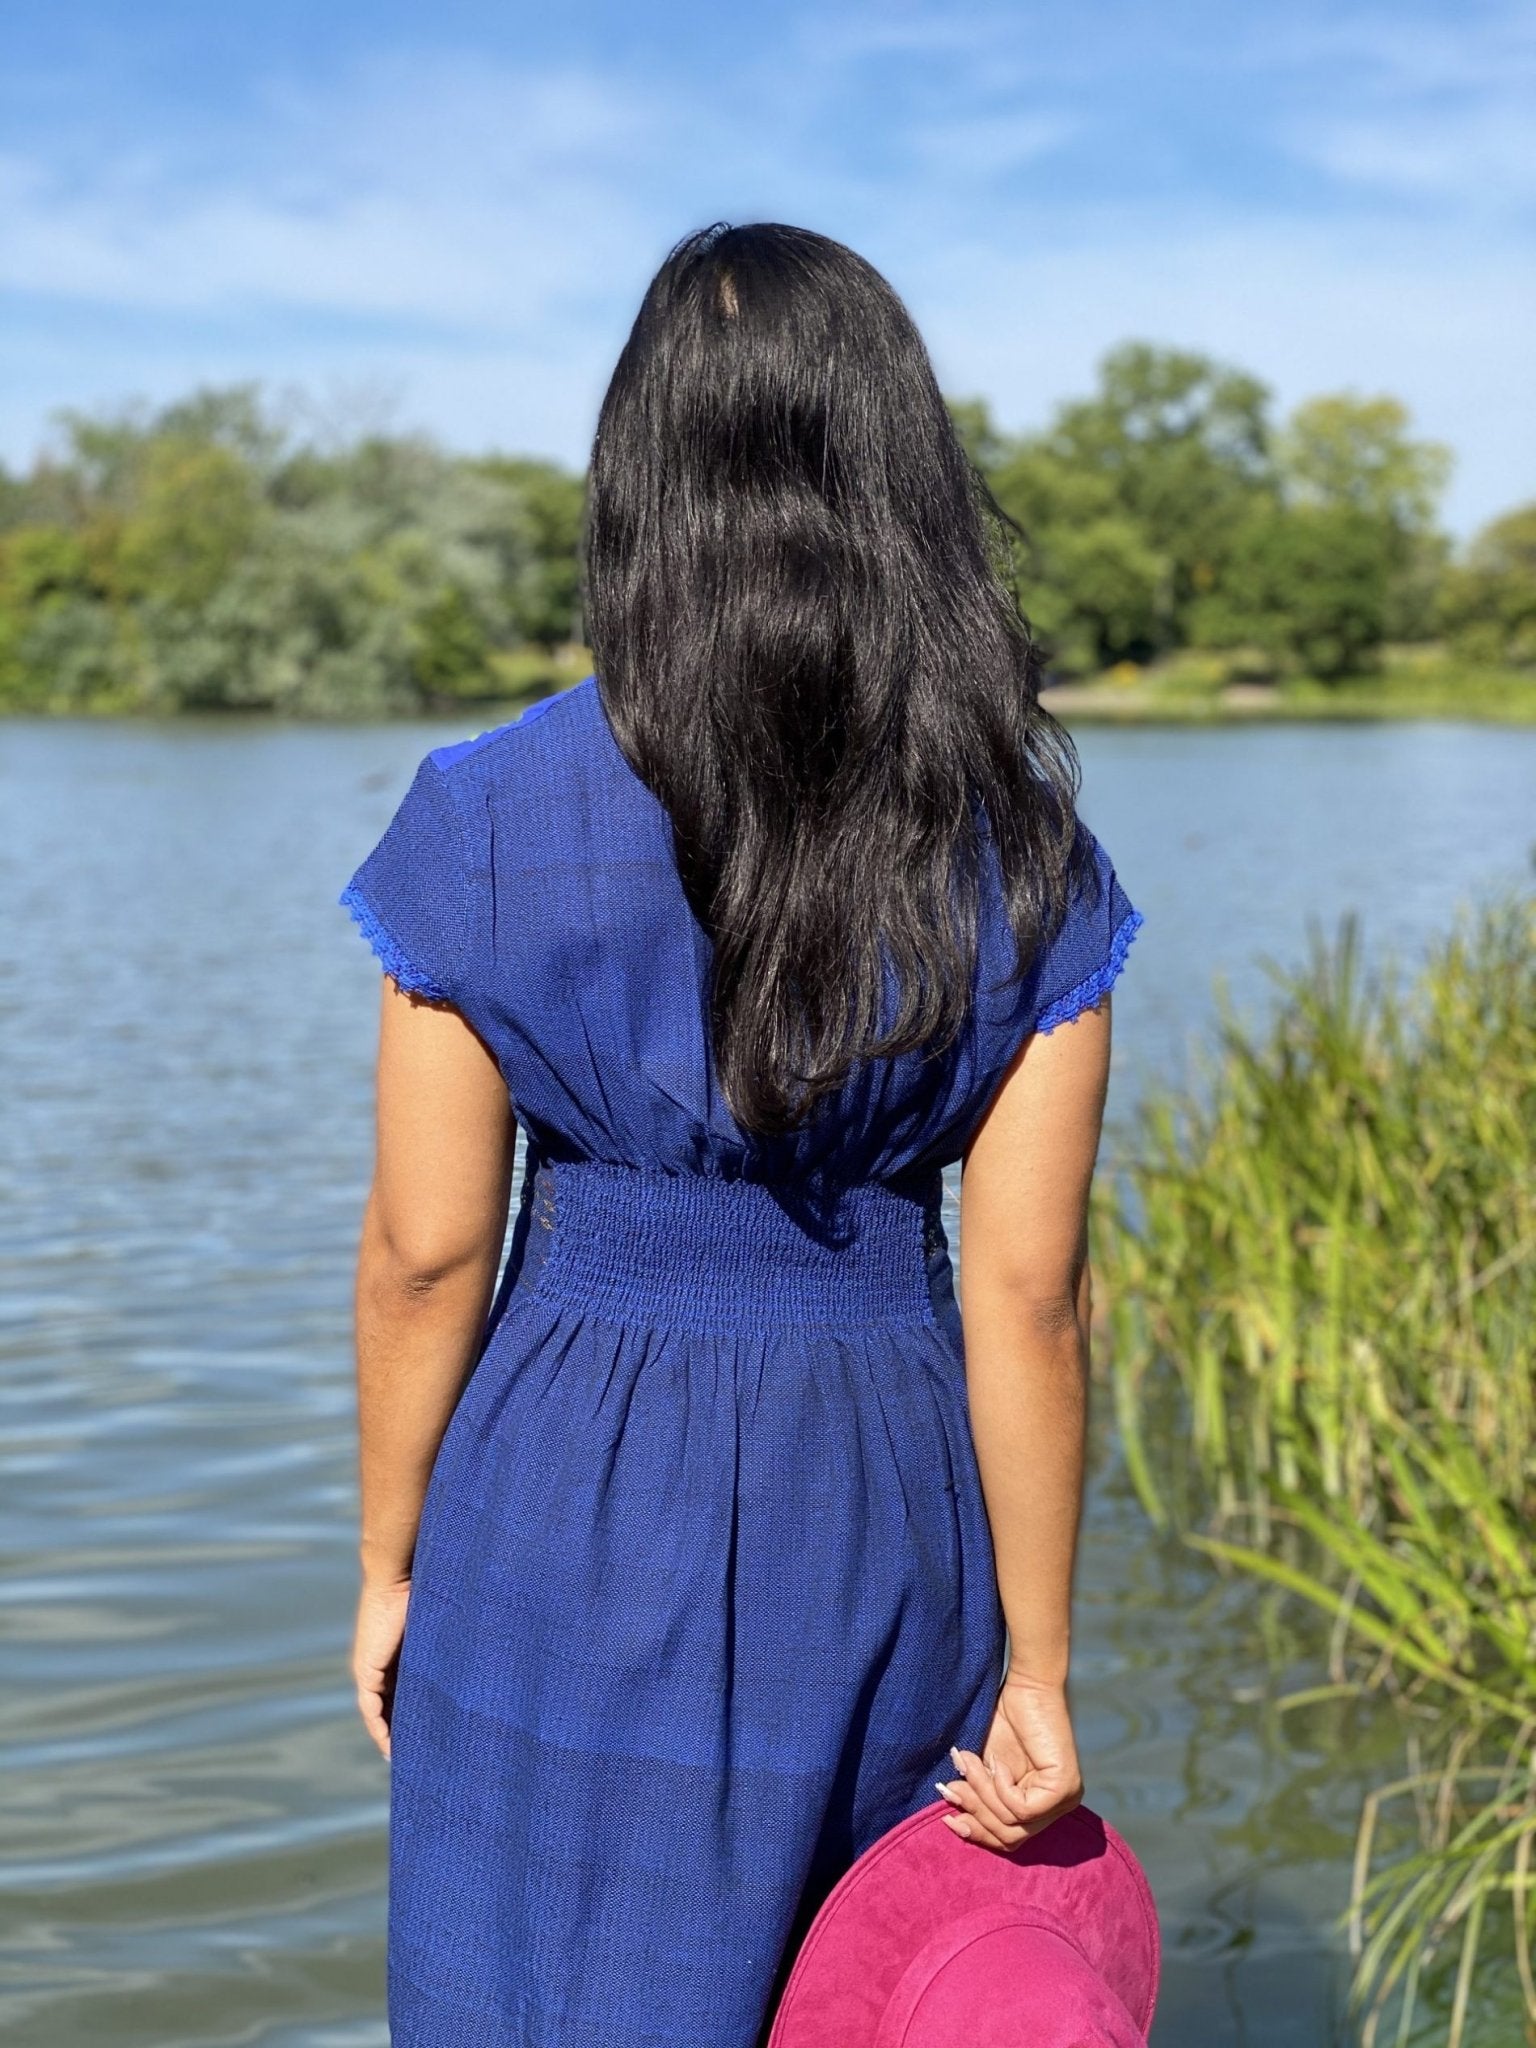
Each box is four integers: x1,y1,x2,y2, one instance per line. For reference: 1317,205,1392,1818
341,667,1140,2047
344,672,1139,1193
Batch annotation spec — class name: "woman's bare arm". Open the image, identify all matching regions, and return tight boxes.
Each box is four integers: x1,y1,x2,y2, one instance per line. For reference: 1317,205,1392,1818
350,978,515,1753
937,995,1112,1846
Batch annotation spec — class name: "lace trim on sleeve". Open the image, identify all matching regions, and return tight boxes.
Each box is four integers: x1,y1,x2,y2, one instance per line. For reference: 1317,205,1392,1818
1034,906,1145,1036
339,879,454,1004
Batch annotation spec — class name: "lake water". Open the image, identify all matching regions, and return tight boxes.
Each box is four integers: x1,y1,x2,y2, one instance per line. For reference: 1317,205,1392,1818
2,714,1532,2047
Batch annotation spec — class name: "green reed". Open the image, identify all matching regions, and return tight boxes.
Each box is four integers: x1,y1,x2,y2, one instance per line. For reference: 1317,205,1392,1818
1094,895,1536,2046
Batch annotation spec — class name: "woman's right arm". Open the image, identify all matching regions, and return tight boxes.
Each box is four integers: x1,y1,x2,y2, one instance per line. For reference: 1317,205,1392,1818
936,995,1113,1849
350,978,515,1758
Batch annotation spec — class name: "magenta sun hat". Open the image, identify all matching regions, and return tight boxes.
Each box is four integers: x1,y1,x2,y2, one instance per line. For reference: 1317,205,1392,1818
768,1800,1160,2047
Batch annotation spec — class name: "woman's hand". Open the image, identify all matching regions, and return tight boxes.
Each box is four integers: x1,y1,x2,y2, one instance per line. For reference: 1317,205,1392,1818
935,1675,1084,1852
352,1574,411,1759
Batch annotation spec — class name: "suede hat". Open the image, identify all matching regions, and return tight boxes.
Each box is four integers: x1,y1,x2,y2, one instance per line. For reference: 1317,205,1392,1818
768,1801,1159,2047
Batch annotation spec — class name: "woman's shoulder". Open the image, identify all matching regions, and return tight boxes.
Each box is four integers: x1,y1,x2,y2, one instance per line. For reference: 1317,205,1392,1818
337,678,609,1005
404,671,668,881
424,672,600,784
971,809,1144,1050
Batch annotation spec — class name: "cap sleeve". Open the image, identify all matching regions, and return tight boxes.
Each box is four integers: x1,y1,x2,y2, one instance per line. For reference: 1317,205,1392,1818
1026,824,1143,1036
338,752,470,1005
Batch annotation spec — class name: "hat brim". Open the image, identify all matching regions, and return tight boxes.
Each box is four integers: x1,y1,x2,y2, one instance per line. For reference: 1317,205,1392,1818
768,1802,1159,2048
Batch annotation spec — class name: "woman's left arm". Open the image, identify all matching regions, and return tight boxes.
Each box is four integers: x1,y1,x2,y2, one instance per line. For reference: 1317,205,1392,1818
350,978,515,1757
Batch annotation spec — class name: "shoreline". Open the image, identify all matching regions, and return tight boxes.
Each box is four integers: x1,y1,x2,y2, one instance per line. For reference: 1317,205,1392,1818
4,662,1534,729
1042,658,1536,725
1045,686,1536,726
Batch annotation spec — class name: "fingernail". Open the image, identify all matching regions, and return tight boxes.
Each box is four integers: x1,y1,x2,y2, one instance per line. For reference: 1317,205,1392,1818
935,1781,961,1804
949,1746,967,1776
943,1813,972,1839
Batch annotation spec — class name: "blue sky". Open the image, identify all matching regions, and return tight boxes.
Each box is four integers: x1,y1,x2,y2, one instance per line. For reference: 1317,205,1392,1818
4,0,1532,534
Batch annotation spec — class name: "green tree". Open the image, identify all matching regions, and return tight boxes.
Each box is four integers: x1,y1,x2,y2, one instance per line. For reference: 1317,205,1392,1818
0,366,1503,714
946,397,1016,476
0,525,119,709
1278,394,1452,641
153,384,291,474
1191,502,1396,679
1039,343,1275,643
1438,503,1536,667
1279,394,1451,533
123,509,423,715
412,583,497,700
52,385,289,509
114,441,262,611
0,463,31,533
979,347,1274,669
474,457,586,650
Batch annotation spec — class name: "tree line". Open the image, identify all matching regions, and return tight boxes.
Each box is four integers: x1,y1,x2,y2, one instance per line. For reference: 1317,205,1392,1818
0,346,1530,716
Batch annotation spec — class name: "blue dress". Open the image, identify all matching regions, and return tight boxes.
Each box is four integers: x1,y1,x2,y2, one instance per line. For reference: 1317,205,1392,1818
339,676,1141,2048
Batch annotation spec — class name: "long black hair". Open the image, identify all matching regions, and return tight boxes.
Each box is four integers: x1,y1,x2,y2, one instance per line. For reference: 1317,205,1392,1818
585,221,1087,1135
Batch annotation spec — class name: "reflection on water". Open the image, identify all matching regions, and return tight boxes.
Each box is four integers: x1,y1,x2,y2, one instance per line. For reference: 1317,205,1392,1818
1,714,1532,2045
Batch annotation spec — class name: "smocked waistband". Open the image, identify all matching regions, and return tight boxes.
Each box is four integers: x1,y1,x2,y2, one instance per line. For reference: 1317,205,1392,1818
511,1159,942,1335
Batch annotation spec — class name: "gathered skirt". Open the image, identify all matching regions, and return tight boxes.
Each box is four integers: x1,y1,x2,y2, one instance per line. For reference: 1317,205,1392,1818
385,1159,1007,2048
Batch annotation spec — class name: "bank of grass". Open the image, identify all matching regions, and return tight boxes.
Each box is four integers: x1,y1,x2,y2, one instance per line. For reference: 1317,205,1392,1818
458,645,1536,729
1094,898,1536,2046
1048,648,1536,724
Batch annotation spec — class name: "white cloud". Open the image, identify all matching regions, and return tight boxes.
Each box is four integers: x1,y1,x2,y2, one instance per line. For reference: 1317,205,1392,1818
786,7,1029,67
0,53,668,325
1256,5,1536,99
1263,2,1536,209
0,42,1082,327
0,23,1530,534
1294,105,1536,205
904,111,1078,181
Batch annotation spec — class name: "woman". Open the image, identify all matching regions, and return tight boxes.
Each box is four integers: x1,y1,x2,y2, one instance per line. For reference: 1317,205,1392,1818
341,221,1142,2048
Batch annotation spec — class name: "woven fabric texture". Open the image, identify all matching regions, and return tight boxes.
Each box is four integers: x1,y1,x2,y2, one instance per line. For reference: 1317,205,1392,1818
338,676,1142,2047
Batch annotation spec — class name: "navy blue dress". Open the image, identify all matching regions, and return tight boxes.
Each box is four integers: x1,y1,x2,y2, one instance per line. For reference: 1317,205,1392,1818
339,675,1141,2048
